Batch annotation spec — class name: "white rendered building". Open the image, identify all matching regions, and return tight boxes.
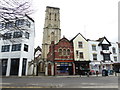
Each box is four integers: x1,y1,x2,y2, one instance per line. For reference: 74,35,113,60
0,15,35,76
88,37,118,73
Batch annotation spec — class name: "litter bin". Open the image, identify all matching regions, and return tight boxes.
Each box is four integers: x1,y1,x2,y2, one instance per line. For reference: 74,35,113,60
102,69,108,76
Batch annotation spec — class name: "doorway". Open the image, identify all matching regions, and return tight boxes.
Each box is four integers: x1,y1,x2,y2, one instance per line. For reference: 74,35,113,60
10,58,19,75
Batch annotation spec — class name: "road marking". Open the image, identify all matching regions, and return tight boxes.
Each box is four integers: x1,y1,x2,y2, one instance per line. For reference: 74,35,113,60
0,86,52,88
0,83,11,85
80,86,118,88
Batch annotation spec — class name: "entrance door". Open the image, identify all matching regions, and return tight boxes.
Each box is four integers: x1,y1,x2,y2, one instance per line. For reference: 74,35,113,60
2,59,8,75
68,66,73,75
10,59,19,75
48,64,51,76
22,58,27,75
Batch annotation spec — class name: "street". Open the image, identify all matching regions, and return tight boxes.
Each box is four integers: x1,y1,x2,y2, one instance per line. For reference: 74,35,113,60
0,75,119,88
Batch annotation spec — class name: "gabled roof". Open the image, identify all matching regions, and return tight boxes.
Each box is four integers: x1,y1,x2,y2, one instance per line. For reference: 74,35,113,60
70,33,88,42
34,46,42,54
56,36,70,45
97,36,111,46
25,14,34,22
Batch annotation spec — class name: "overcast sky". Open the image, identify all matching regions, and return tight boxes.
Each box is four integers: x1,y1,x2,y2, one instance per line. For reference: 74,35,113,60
31,0,119,48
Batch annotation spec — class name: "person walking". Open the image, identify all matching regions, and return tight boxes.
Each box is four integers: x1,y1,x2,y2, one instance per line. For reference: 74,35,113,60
96,71,99,76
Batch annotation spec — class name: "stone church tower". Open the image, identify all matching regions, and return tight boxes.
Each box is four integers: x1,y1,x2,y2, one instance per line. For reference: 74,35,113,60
42,6,61,74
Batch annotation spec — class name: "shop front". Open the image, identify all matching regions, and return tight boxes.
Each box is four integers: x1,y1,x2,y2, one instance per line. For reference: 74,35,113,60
89,61,101,74
74,61,90,75
55,62,73,75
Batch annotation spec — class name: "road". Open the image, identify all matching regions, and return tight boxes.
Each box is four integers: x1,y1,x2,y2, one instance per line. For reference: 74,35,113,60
0,75,119,88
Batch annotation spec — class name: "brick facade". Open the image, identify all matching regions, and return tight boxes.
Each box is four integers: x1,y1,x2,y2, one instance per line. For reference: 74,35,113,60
47,37,75,75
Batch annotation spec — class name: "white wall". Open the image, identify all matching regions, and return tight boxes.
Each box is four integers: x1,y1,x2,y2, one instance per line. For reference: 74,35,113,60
0,16,35,76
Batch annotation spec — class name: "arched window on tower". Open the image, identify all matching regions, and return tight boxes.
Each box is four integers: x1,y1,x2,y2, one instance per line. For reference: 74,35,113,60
55,13,57,21
51,32,55,42
49,13,51,20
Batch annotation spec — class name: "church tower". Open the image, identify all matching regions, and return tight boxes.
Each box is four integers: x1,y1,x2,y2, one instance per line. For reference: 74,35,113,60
42,6,61,64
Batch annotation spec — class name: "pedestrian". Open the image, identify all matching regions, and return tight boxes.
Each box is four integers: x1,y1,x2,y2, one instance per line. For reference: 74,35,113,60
87,71,89,77
96,71,99,76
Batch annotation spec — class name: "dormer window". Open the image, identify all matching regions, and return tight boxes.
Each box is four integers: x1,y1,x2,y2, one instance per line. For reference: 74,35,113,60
102,44,109,50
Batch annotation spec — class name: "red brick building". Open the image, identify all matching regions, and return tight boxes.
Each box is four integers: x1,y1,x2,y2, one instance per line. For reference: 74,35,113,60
47,37,75,76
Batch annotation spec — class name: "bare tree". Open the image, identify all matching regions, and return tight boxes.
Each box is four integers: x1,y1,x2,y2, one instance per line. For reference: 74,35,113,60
0,0,33,21
0,0,34,41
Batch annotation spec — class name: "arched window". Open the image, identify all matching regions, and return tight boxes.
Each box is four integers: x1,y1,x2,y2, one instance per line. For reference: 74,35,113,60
59,49,62,55
67,49,70,55
49,13,51,20
51,32,55,41
55,13,56,21
63,49,66,55
112,47,116,54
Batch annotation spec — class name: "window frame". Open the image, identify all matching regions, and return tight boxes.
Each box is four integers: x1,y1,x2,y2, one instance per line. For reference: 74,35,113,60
13,31,22,38
102,44,109,50
79,52,84,59
103,54,110,61
11,44,21,51
24,44,28,52
1,45,10,52
78,41,83,48
92,45,96,51
93,54,97,60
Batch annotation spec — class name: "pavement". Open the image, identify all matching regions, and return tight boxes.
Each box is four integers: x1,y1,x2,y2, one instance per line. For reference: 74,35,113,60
0,74,117,78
